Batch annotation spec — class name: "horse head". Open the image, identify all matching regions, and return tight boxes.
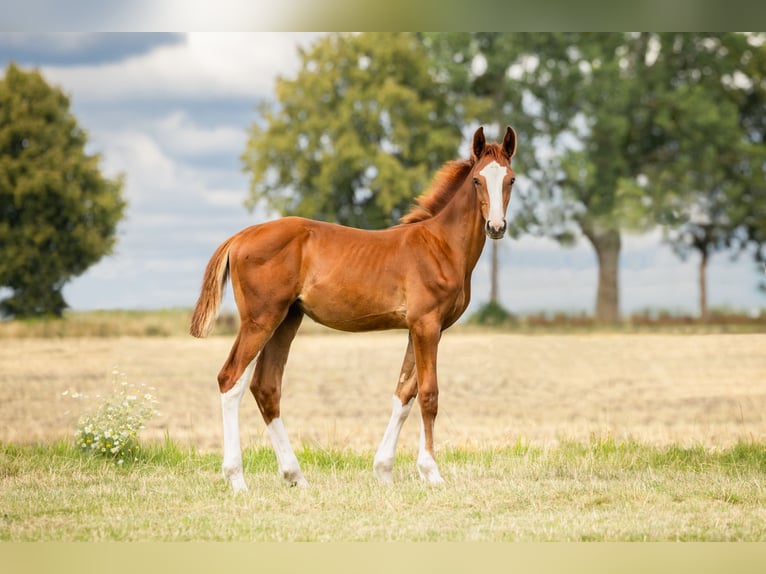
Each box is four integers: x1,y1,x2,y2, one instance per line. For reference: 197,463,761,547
470,126,516,240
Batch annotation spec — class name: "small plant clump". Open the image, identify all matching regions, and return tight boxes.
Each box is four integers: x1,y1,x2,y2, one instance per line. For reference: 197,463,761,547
469,300,517,327
66,368,159,465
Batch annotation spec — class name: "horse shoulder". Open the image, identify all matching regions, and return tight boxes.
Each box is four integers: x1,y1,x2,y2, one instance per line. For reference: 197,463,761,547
399,226,464,320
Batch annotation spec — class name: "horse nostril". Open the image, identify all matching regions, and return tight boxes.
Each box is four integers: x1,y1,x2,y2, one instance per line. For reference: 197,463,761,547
485,221,507,237
487,221,505,231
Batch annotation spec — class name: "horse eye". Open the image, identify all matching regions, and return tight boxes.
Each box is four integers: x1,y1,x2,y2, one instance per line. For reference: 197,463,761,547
510,177,516,185
473,177,480,186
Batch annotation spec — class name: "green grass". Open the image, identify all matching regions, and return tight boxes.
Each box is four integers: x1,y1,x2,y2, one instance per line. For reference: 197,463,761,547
2,438,765,541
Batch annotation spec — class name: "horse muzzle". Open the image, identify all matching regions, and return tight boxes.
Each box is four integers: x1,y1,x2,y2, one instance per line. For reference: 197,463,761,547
485,220,507,240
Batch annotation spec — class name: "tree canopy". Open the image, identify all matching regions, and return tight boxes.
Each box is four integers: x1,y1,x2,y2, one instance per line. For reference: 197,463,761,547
242,32,463,229
431,33,766,321
643,34,766,317
242,33,766,319
734,38,766,287
0,63,126,317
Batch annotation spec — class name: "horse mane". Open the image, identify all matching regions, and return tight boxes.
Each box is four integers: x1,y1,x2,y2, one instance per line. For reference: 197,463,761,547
400,143,507,224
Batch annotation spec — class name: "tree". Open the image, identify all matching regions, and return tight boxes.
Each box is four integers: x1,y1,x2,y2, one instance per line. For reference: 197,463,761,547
518,33,667,323
242,33,463,229
647,34,765,319
734,37,766,290
424,33,631,320
0,63,125,318
424,33,765,319
654,87,748,320
450,33,763,323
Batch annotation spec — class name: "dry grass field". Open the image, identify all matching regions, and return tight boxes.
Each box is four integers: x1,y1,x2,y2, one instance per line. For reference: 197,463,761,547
1,328,764,452
3,327,766,542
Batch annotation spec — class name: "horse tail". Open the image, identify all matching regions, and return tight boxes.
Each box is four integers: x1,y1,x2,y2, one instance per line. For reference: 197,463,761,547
190,236,235,338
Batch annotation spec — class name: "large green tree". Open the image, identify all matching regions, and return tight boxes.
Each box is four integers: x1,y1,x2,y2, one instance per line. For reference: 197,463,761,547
733,37,766,289
242,33,463,229
0,63,125,318
435,33,763,322
517,33,676,323
646,34,766,318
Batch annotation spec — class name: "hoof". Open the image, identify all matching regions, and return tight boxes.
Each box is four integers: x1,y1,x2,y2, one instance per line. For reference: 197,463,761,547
228,473,249,493
373,458,394,484
223,463,248,493
283,469,308,488
423,473,445,485
417,458,445,485
292,476,309,488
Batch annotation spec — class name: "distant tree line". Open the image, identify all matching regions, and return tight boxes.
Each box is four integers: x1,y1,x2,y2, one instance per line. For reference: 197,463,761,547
243,33,766,322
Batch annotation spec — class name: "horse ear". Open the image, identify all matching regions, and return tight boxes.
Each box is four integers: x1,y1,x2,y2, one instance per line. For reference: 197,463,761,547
471,126,486,161
503,126,517,158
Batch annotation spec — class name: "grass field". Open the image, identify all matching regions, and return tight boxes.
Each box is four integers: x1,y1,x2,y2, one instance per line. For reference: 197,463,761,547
1,326,765,540
2,439,765,541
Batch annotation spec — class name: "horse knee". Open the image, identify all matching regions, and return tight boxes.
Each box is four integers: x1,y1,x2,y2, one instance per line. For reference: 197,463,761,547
218,355,258,395
217,369,235,394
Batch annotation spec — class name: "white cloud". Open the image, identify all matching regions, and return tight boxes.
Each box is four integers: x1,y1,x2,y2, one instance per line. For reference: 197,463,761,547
42,32,322,103
99,130,179,197
155,111,247,157
94,124,247,207
203,189,249,208
62,122,258,310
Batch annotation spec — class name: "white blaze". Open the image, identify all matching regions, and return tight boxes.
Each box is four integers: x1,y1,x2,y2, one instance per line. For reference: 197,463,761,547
479,160,508,231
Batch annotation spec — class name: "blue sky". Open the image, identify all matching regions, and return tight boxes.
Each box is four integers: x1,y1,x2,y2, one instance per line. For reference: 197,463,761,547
1,33,764,317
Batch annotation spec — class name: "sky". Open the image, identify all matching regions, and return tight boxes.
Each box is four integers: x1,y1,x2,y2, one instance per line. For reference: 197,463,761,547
1,32,764,318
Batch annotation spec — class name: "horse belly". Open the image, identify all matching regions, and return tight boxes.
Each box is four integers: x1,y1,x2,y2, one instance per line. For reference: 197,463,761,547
296,222,413,331
297,282,408,332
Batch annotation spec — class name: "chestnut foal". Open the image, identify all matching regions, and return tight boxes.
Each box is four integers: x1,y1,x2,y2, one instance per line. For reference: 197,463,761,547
190,126,517,492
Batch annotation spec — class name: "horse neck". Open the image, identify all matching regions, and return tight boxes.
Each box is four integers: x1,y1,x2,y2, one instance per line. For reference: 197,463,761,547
426,179,487,273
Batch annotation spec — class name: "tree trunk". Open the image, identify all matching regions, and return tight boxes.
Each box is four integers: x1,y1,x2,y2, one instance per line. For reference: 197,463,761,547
583,226,621,323
490,239,499,303
698,247,709,322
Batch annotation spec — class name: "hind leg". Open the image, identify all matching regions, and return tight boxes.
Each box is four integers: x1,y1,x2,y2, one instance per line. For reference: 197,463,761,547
250,303,307,487
373,335,418,483
218,309,290,493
